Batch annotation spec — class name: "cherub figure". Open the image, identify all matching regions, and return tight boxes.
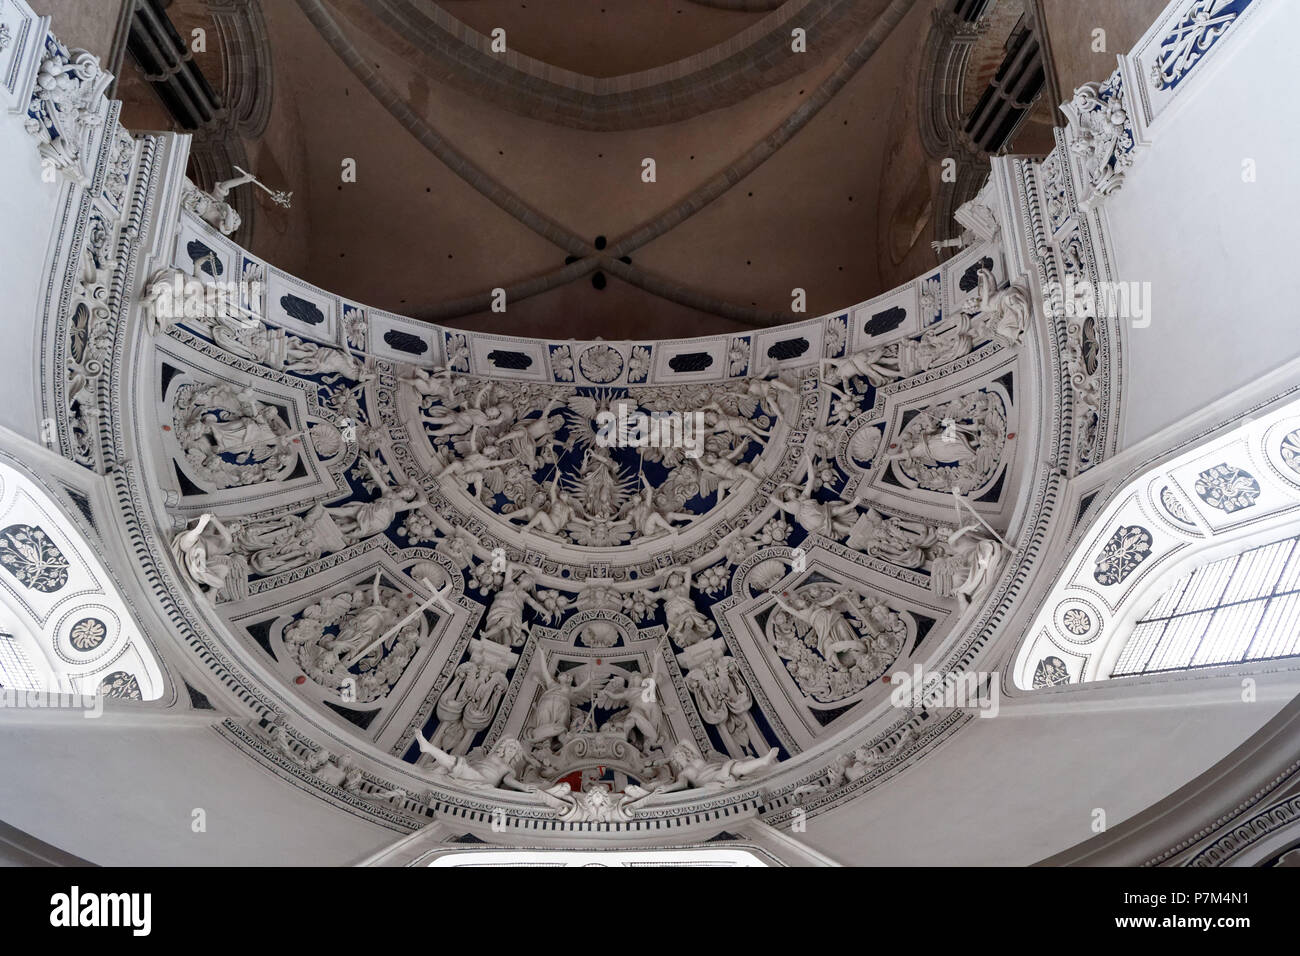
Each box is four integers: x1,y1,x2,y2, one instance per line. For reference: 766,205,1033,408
511,471,576,536
623,475,692,539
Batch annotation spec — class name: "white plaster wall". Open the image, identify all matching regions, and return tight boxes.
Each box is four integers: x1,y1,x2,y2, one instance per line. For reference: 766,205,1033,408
801,696,1287,865
0,720,399,866
0,105,61,441
1106,0,1300,446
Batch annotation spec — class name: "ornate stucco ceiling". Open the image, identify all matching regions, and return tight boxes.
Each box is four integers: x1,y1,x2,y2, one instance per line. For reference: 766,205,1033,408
22,0,1102,836
18,0,1300,867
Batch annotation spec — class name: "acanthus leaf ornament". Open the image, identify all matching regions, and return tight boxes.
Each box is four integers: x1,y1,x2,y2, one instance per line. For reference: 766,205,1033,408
24,37,110,187
1062,69,1137,209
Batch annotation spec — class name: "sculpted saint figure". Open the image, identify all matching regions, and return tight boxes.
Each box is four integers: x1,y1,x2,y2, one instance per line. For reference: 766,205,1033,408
413,733,534,793
963,267,1030,346
624,741,779,800
283,337,368,381
171,513,241,597
656,566,717,647
770,588,868,669
773,467,860,539
931,522,1003,610
847,508,945,569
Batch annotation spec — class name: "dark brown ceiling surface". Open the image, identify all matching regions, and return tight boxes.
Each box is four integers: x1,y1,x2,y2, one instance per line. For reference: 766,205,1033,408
237,0,935,339
436,0,771,78
328,0,896,130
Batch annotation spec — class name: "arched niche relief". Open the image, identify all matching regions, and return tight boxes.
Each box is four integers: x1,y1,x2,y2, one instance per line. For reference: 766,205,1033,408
148,191,1038,808
0,460,164,700
145,344,361,517
1013,398,1300,692
219,550,471,752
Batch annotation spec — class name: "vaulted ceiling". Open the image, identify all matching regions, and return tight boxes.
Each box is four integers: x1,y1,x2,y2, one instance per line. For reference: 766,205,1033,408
117,0,973,339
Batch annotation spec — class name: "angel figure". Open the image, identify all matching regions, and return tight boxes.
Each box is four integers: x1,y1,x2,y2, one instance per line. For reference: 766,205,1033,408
740,362,799,418
495,397,564,470
401,364,463,405
435,427,517,500
329,456,427,540
422,383,510,439
480,564,554,646
528,657,594,753
509,470,576,536
821,343,903,390
701,403,773,443
695,442,759,502
597,667,672,751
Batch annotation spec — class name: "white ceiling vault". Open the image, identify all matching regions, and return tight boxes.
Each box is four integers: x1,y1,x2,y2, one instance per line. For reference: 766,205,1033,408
13,0,1296,865
0,447,165,702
